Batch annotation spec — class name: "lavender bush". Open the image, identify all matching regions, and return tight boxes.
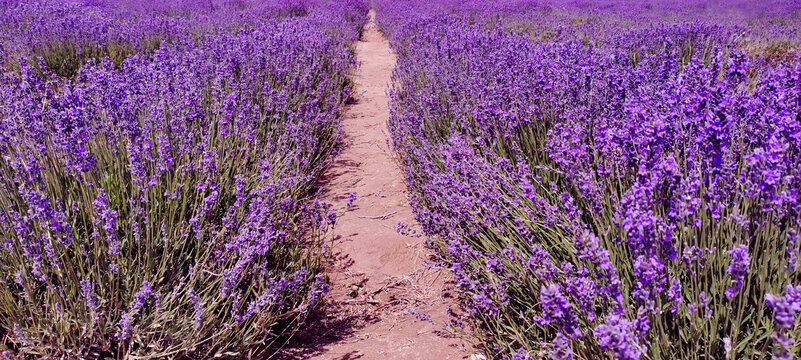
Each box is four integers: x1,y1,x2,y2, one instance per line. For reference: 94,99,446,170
377,0,801,359
0,0,367,358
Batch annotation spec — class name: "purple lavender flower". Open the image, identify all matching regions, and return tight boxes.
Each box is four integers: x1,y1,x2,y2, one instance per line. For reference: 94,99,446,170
594,316,646,360
549,333,572,360
565,269,598,321
771,332,795,360
632,255,666,311
13,323,30,346
699,291,712,319
131,281,152,312
80,279,100,310
347,192,357,207
667,277,682,313
115,312,134,340
93,189,120,256
537,284,582,338
726,244,750,298
681,246,708,275
765,285,801,329
305,273,329,310
326,208,337,226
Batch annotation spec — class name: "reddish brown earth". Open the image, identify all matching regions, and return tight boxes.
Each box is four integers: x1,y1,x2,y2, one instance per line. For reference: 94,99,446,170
278,10,472,360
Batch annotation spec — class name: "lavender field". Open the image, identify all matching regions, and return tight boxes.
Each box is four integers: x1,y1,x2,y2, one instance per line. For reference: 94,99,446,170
1,0,801,359
378,0,801,359
0,0,368,358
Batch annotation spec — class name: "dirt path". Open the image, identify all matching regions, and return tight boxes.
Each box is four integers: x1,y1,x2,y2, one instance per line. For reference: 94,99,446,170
280,10,470,360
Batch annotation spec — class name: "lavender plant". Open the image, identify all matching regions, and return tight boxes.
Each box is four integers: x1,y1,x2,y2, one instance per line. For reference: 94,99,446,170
0,0,368,358
378,0,801,359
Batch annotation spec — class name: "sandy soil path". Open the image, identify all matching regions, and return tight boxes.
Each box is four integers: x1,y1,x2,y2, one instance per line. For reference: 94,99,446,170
279,9,470,360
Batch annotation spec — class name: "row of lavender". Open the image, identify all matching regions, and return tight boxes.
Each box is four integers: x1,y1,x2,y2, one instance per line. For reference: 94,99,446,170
0,0,367,358
0,0,323,77
378,0,801,359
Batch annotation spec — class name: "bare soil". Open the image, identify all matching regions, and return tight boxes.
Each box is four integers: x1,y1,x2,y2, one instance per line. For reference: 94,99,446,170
277,10,471,360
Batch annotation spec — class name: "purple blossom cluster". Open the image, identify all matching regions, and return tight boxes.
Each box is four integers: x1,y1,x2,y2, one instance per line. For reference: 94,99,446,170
0,0,367,358
378,0,801,359
766,285,801,359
